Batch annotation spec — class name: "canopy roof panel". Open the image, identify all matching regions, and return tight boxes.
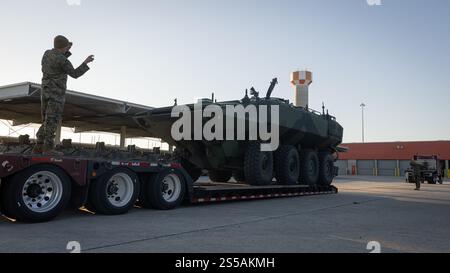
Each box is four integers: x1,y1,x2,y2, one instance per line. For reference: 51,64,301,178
0,82,155,138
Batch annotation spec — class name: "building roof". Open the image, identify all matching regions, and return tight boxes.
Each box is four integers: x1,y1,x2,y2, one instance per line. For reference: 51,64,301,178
340,141,450,160
0,82,155,138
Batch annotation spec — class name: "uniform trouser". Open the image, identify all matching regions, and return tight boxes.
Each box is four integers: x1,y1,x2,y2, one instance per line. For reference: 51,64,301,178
36,92,65,148
415,176,421,189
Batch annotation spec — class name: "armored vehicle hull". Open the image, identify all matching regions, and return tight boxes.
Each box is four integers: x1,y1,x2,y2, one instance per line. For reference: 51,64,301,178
134,79,344,186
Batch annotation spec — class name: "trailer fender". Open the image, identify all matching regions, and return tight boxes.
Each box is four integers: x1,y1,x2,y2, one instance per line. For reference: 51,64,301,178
177,167,195,201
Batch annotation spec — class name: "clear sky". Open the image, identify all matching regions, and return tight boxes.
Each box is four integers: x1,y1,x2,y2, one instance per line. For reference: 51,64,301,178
0,0,449,144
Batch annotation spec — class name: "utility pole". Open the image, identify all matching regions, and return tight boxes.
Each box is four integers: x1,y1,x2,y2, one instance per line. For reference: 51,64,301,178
360,103,366,143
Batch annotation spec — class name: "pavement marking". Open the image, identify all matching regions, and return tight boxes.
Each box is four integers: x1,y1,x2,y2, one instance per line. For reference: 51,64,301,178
329,235,436,253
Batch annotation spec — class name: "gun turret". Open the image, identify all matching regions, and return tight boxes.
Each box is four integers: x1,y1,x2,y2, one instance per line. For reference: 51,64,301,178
265,78,278,99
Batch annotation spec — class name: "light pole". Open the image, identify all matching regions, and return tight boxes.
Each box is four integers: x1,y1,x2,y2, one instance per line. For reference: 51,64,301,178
360,103,366,143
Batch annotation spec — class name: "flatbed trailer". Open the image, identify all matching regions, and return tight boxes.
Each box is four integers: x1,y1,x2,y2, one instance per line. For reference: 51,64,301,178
0,152,337,223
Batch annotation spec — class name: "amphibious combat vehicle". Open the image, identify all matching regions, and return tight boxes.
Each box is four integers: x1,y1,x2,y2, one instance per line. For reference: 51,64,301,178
134,77,344,186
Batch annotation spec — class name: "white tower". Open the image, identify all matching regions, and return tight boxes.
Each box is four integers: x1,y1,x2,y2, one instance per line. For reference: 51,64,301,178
291,70,313,108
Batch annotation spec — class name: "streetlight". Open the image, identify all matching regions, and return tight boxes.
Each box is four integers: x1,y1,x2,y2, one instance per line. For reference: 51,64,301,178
360,103,366,143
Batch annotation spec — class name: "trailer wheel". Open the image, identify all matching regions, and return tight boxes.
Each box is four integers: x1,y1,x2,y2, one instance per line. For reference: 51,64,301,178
232,170,246,183
244,142,274,186
299,149,319,186
141,169,186,210
318,152,335,186
88,168,140,215
208,170,232,183
275,145,300,185
1,165,71,223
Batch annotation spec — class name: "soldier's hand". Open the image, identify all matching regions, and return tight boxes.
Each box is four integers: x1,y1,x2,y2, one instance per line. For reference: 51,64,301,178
84,55,95,64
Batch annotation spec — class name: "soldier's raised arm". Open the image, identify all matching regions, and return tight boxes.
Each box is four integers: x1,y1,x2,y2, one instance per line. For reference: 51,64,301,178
60,55,93,79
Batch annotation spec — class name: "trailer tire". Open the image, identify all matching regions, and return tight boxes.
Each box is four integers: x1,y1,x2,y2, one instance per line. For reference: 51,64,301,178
232,170,246,183
141,169,186,210
318,152,335,186
209,170,232,183
88,168,140,215
244,142,274,186
275,145,300,185
299,149,319,186
1,178,17,219
1,164,71,223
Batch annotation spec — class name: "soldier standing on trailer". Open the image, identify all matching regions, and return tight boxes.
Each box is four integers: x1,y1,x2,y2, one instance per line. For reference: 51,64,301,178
33,35,94,155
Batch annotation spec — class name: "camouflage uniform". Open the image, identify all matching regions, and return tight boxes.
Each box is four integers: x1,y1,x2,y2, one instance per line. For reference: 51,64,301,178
36,49,90,148
410,161,422,190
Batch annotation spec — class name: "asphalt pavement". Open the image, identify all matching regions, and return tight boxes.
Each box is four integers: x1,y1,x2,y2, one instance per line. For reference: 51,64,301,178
1,176,449,253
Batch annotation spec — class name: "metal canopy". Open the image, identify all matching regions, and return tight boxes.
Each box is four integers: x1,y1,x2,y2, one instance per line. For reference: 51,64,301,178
0,82,155,138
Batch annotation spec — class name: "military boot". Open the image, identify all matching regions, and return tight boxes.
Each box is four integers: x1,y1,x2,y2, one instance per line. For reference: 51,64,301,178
32,143,44,154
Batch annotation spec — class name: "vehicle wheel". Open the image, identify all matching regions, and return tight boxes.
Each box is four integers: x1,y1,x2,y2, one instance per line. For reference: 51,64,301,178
299,149,319,186
274,145,300,185
1,164,71,223
318,152,335,186
244,142,274,186
140,169,186,210
172,151,202,182
208,170,232,183
232,170,246,183
88,168,140,215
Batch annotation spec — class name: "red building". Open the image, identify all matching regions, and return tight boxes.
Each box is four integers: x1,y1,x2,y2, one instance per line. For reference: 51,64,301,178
336,141,450,178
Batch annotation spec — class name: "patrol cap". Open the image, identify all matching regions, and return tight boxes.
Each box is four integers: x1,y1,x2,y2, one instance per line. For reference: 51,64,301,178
54,35,73,49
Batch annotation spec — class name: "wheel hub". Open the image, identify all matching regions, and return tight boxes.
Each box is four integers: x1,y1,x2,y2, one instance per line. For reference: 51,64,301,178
106,173,134,207
161,174,182,202
162,182,169,192
21,171,63,213
26,184,43,198
107,182,119,195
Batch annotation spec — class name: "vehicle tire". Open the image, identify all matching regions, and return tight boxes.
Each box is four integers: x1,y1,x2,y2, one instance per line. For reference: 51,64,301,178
88,168,140,215
208,170,232,183
318,152,335,186
1,164,71,223
232,170,246,183
172,151,202,182
140,169,186,210
1,177,17,219
274,145,300,185
299,149,319,186
244,142,274,186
